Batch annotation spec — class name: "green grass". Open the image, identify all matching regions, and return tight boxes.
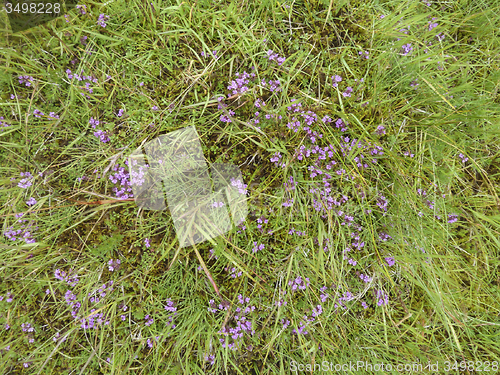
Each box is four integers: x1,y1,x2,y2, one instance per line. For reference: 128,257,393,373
1,0,500,373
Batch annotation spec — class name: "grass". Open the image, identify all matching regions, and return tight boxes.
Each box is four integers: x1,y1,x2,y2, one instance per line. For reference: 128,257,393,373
1,0,500,373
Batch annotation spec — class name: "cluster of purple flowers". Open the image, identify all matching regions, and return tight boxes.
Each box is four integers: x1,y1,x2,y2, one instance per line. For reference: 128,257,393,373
401,43,413,55
358,50,369,59
252,242,265,253
266,50,286,66
97,14,110,28
447,214,458,223
458,153,469,164
108,259,121,272
146,336,161,348
0,116,11,130
18,75,34,86
254,98,266,108
270,152,285,168
230,178,248,195
359,273,373,283
288,276,310,291
260,78,281,92
227,266,242,278
108,162,134,199
428,18,438,31
0,292,14,303
376,289,389,306
76,4,86,14
227,71,255,96
4,213,38,244
89,117,110,143
375,125,386,136
342,87,353,97
66,69,97,98
18,171,33,188
334,290,355,310
216,295,256,350
55,269,79,287
21,323,34,332
331,75,342,87
385,257,396,266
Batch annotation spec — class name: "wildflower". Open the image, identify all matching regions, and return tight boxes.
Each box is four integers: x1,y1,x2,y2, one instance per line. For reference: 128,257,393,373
205,354,215,365
436,32,445,41
401,43,413,55
117,108,125,117
33,109,44,118
18,172,33,189
252,242,265,253
376,289,389,306
342,87,353,97
144,238,151,248
18,75,34,86
26,197,37,206
331,75,342,87
385,257,396,266
108,259,121,272
458,153,468,164
266,50,286,65
97,14,110,28
447,214,458,223
76,4,86,14
375,125,386,136
428,18,438,31
93,129,110,143
80,36,88,45
151,105,159,111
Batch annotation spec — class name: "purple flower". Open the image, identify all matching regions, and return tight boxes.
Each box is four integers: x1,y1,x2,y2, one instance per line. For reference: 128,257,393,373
385,257,396,266
76,4,86,14
18,172,33,189
447,214,458,223
342,87,353,97
117,108,125,117
97,14,110,28
252,242,265,253
288,276,310,291
108,259,121,272
331,75,342,87
436,32,445,41
401,43,413,55
266,50,286,65
205,354,215,365
375,125,386,136
26,197,37,206
93,129,110,143
144,238,150,248
151,105,159,111
18,75,34,87
376,289,389,306
458,153,469,164
80,35,88,45
33,109,44,118
164,298,177,313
